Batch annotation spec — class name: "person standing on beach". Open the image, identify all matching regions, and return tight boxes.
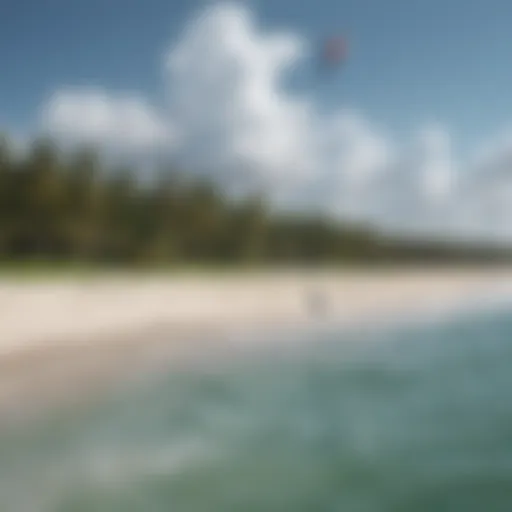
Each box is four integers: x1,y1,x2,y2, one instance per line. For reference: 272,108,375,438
307,287,329,317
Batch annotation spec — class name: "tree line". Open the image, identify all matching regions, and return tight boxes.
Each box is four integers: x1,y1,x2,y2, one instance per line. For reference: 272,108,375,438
0,134,509,267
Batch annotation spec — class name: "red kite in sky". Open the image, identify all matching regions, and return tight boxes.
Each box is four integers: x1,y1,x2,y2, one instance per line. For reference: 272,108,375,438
320,36,348,68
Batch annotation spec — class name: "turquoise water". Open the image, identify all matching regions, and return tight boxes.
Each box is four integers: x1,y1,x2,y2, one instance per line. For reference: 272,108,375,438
2,308,512,511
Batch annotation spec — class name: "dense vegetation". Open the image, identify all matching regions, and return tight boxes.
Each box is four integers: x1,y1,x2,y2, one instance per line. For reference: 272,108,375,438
0,134,509,268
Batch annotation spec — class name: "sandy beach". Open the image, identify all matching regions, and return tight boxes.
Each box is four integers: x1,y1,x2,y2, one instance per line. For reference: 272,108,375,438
1,267,512,425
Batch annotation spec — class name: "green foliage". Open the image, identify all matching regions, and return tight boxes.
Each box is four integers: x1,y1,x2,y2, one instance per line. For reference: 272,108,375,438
0,134,509,268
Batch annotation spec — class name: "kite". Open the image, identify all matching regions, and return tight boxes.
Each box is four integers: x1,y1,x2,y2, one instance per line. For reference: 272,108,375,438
319,35,349,71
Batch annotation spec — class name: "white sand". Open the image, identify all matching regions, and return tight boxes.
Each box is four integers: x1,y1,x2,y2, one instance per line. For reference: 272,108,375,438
0,268,510,353
1,267,512,424
1,267,512,354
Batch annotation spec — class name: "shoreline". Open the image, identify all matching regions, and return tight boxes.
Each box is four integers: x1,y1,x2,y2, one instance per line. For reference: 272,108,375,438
1,267,512,427
2,267,511,353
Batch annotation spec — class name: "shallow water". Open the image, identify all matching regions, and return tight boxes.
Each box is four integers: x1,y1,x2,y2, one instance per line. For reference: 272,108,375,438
1,307,512,511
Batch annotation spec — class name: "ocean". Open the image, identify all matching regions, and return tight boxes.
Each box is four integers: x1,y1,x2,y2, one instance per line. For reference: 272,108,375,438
1,305,512,511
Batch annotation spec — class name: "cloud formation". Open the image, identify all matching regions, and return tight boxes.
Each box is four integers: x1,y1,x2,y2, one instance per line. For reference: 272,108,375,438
39,2,512,242
42,88,173,151
165,2,314,193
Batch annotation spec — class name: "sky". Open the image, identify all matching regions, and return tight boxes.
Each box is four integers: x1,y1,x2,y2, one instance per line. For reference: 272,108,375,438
3,0,512,241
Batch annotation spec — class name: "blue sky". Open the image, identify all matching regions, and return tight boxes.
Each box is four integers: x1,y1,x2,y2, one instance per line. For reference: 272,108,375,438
3,0,512,240
2,0,512,147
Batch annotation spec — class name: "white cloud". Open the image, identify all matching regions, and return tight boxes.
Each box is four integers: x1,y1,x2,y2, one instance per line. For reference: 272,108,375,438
36,2,512,242
373,126,458,234
41,88,174,151
454,132,512,241
324,111,393,187
165,2,313,191
311,111,395,220
415,126,455,203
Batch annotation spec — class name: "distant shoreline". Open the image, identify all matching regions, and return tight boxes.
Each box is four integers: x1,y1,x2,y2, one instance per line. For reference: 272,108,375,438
1,267,512,427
